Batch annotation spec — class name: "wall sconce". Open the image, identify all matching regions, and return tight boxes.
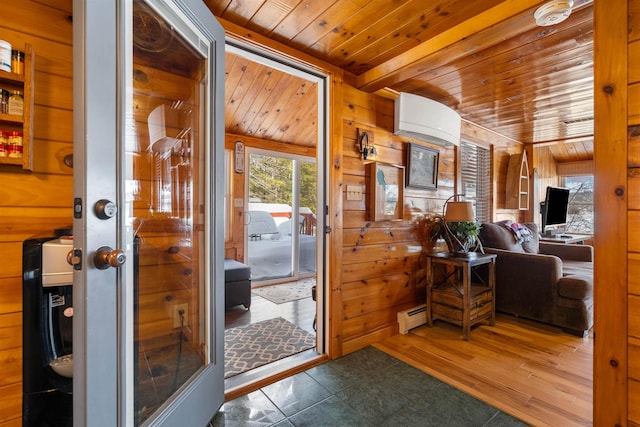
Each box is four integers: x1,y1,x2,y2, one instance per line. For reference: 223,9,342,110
357,130,377,160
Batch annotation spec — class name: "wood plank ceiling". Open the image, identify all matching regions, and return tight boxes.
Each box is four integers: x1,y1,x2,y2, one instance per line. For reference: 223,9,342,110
206,0,594,162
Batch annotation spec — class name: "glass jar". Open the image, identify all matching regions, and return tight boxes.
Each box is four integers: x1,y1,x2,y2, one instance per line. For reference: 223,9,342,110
7,90,23,116
0,40,11,73
11,50,24,75
0,89,7,114
0,130,6,158
7,130,23,158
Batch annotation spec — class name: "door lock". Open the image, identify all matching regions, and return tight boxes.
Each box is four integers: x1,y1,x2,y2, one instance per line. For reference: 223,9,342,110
94,199,117,220
93,246,126,270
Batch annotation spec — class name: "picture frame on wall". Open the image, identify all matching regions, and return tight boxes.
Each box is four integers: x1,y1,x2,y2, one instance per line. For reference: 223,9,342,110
406,143,439,190
367,162,405,221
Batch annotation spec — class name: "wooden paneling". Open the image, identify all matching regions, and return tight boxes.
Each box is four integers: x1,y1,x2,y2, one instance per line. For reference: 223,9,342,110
593,0,629,424
630,26,640,426
337,85,442,353
3,0,622,423
209,0,595,147
0,2,73,423
0,383,21,425
532,145,559,224
224,53,318,147
557,160,594,176
335,84,518,355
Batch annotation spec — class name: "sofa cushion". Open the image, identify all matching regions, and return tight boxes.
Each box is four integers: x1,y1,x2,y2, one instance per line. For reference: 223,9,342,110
479,222,524,252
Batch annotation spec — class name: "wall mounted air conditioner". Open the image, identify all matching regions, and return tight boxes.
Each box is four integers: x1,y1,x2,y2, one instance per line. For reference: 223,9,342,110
394,92,461,146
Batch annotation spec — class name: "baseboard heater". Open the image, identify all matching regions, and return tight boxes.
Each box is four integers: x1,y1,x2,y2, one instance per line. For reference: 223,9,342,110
397,304,427,334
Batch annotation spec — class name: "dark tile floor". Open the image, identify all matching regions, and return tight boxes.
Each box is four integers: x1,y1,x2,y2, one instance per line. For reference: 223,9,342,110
209,346,529,426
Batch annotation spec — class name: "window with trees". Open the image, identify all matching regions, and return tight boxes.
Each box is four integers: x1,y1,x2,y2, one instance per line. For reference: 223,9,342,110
560,175,594,234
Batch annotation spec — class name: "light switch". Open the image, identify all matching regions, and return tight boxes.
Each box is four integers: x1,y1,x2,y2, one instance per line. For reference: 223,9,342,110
346,185,363,201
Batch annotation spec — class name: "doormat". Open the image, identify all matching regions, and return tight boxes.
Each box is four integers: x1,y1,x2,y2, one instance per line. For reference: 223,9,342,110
224,317,316,379
252,278,315,304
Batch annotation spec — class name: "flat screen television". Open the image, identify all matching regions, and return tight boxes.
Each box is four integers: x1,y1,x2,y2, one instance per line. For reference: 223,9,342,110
541,186,570,236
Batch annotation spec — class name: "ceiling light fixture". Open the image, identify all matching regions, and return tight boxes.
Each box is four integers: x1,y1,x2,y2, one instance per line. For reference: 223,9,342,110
534,1,574,27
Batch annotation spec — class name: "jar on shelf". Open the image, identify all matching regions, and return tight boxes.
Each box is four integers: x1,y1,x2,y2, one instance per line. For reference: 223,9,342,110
11,50,24,75
7,130,23,158
7,90,23,116
0,130,6,158
0,40,11,73
0,89,7,114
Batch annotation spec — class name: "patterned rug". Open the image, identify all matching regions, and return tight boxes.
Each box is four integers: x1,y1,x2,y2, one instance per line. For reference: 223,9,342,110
224,317,316,379
252,278,315,304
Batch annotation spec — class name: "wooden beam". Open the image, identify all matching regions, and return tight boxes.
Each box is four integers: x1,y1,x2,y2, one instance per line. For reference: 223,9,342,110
355,0,546,93
593,0,628,424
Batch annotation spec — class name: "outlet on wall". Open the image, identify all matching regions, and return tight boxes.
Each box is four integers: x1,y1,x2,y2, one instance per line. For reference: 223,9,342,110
172,303,188,328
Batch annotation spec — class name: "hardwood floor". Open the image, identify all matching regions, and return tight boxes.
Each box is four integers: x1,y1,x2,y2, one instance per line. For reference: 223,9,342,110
374,314,593,427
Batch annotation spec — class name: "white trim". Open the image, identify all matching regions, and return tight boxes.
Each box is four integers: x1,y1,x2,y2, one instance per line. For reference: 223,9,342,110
227,40,328,355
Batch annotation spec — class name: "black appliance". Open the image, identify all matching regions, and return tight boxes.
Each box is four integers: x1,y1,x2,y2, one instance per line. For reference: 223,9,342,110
22,231,74,426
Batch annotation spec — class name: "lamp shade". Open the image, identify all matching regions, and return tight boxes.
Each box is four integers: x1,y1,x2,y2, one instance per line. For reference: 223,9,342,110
444,201,474,222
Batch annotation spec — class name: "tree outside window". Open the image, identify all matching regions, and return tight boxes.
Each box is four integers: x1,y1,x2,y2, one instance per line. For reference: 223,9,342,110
561,175,594,234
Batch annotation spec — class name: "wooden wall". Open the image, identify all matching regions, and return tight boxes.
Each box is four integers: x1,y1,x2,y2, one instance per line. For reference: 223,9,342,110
626,0,640,423
0,2,561,424
593,0,634,424
336,85,455,354
333,85,526,355
0,1,73,425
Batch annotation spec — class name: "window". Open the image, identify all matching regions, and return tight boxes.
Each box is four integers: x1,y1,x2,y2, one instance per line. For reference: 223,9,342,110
460,141,491,223
560,175,594,234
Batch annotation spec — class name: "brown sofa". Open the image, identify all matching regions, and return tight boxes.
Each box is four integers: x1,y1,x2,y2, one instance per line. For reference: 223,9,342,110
479,222,593,336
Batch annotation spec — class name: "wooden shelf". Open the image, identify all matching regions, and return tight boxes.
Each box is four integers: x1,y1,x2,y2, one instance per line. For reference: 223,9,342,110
505,150,529,210
0,43,33,170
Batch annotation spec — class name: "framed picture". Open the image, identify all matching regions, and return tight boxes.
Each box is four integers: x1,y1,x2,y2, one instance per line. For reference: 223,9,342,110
406,143,439,190
367,162,405,221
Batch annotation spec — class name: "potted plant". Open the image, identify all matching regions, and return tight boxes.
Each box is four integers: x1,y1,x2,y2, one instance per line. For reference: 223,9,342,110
415,214,446,253
443,220,480,254
415,213,480,254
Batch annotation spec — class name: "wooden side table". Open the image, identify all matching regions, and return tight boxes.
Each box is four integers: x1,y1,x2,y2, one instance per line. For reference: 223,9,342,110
426,252,497,340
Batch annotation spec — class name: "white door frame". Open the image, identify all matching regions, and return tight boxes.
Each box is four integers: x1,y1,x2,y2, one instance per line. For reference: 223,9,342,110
225,40,329,354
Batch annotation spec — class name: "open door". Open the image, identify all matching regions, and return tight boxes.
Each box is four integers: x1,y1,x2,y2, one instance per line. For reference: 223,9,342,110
73,0,225,425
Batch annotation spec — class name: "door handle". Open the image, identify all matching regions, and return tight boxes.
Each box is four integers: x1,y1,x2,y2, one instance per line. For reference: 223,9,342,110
94,246,126,270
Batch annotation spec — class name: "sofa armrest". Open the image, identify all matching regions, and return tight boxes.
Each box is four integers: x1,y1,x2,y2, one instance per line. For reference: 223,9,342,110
539,242,593,262
484,247,563,324
558,275,593,299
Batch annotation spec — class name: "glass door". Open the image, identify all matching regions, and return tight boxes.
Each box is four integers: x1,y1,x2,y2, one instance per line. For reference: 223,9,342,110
73,0,225,425
246,150,317,283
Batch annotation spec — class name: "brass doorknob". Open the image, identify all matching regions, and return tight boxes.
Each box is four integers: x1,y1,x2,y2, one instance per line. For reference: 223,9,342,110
94,246,126,270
